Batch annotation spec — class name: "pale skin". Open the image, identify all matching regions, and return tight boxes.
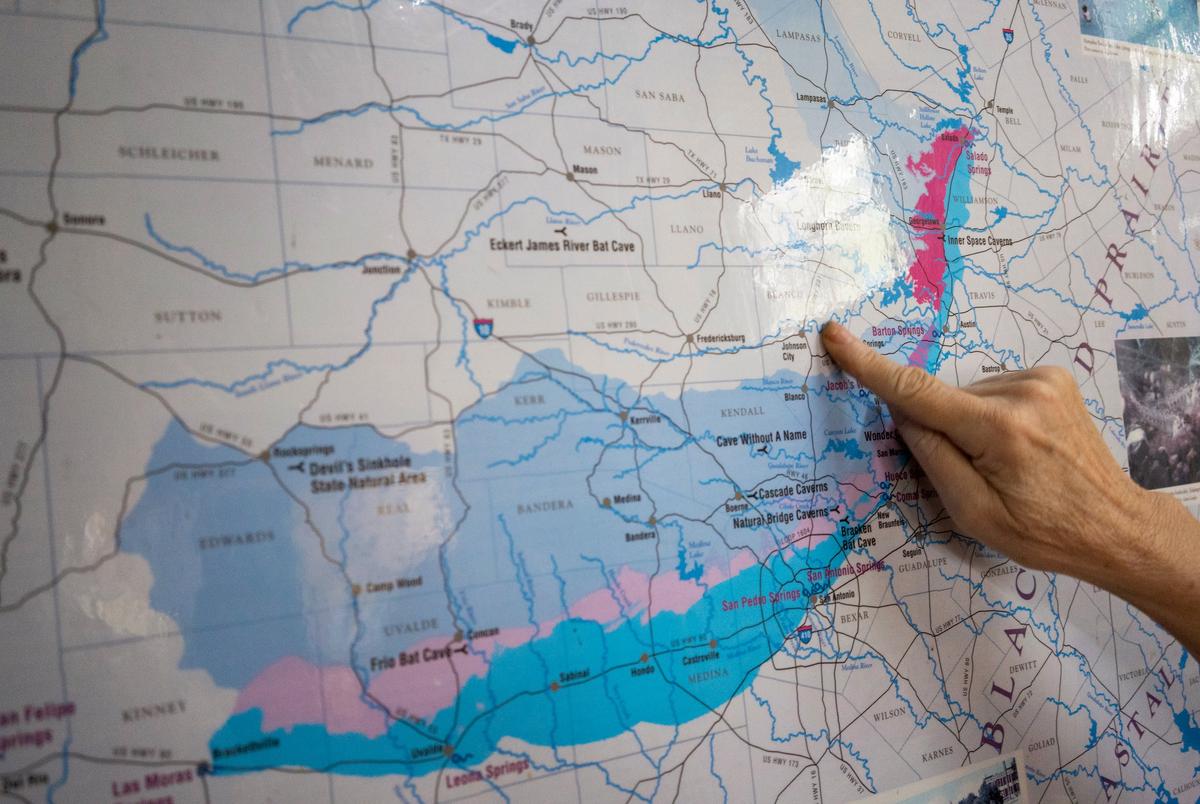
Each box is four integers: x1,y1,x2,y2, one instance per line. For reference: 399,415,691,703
820,321,1200,658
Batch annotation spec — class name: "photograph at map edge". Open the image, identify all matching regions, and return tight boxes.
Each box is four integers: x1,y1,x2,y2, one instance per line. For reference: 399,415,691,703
2,0,1200,802
1078,0,1200,55
1117,336,1200,493
852,753,1025,804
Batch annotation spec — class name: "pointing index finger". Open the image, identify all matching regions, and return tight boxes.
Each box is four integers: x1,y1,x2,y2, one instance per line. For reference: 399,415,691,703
820,321,989,456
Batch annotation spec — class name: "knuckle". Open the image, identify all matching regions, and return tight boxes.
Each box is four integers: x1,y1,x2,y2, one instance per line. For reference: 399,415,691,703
1011,406,1038,433
990,402,1032,440
1027,379,1060,403
1013,370,1067,404
1047,366,1073,386
893,365,933,399
905,425,941,456
981,400,1012,428
1029,365,1073,392
1008,406,1047,446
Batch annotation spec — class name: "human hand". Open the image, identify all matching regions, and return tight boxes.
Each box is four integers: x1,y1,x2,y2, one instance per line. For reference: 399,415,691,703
819,321,1163,590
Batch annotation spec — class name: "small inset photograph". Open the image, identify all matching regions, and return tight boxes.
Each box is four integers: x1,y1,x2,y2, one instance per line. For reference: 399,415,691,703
1077,0,1200,56
1079,1,1100,35
853,754,1024,803
1116,335,1200,490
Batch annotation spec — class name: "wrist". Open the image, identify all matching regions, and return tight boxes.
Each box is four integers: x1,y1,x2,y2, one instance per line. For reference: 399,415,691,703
1106,487,1200,630
1080,483,1173,601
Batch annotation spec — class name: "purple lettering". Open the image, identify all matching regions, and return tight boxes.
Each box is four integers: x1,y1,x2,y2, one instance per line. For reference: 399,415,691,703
1121,208,1141,234
1015,569,1036,601
1074,342,1095,375
1145,690,1162,718
1105,243,1128,272
1140,144,1162,172
980,722,1005,752
1004,625,1027,655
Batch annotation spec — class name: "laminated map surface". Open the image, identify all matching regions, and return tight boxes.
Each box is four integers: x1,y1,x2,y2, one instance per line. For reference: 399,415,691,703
1,1,1200,801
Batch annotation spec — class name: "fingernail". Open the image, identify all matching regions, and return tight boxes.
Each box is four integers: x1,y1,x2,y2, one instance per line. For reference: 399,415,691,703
821,321,851,345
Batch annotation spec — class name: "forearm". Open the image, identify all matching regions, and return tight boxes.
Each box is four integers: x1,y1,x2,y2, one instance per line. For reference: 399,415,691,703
1090,487,1200,659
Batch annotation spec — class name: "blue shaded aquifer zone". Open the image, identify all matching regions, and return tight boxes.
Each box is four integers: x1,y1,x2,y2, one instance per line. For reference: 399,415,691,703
209,528,863,777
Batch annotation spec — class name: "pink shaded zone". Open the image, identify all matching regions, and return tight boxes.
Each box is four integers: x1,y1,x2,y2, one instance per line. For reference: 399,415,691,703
235,489,885,733
367,625,538,720
906,325,940,369
234,625,544,729
905,126,973,310
235,656,389,738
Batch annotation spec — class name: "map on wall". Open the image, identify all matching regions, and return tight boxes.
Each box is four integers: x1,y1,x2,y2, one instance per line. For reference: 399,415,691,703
2,0,1200,801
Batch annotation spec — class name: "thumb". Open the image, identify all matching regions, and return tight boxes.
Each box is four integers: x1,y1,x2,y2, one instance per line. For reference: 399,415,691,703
893,417,995,538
